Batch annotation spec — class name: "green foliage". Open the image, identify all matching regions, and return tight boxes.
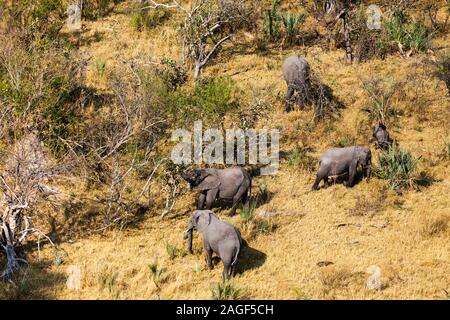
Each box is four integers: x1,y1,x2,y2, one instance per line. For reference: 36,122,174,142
374,146,419,192
167,76,237,124
286,147,314,170
257,179,270,204
264,0,282,41
362,78,401,124
386,11,431,54
95,58,106,76
194,77,237,116
149,259,165,289
211,280,244,300
282,12,305,45
240,201,256,226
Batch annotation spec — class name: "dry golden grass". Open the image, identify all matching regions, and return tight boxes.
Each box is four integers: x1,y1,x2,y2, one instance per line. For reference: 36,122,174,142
2,1,449,300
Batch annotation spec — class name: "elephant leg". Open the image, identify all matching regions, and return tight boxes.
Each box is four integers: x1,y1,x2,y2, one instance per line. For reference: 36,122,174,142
204,189,218,210
197,192,206,209
204,241,213,270
229,186,247,216
323,176,329,188
285,85,295,112
345,162,357,188
222,263,231,281
312,171,327,191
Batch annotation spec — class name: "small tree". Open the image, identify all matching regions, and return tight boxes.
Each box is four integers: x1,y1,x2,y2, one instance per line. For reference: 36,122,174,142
145,0,256,80
0,133,59,279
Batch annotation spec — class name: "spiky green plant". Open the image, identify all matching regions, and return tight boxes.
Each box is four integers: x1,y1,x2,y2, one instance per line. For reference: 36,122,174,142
375,146,419,192
282,12,305,45
210,280,243,300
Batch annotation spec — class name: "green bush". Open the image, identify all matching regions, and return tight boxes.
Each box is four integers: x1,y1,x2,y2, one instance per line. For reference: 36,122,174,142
362,78,401,124
194,77,237,116
264,0,282,41
240,201,256,226
286,148,315,170
282,12,305,45
386,11,431,54
374,146,419,192
211,280,244,300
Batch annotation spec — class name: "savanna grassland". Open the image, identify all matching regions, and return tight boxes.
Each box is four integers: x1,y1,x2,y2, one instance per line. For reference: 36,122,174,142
0,0,449,300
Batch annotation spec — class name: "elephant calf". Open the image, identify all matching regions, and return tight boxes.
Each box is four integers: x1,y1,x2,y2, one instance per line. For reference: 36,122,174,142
184,210,242,279
181,167,251,216
372,123,392,151
312,146,372,190
282,55,312,111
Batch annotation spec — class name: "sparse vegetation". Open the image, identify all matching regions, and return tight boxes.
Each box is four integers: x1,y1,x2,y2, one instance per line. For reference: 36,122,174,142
0,0,448,300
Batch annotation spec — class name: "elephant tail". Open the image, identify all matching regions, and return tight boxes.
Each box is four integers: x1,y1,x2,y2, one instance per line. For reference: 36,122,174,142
231,245,240,267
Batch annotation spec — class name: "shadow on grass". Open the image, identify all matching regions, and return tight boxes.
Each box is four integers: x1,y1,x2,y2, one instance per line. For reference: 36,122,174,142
236,245,267,275
0,257,66,299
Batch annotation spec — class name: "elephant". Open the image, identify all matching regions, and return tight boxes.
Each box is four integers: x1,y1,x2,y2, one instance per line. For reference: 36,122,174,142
184,210,242,279
181,167,251,216
282,55,312,111
371,123,392,151
312,146,372,190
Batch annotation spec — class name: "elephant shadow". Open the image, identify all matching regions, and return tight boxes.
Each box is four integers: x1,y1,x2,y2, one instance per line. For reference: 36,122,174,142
236,245,267,275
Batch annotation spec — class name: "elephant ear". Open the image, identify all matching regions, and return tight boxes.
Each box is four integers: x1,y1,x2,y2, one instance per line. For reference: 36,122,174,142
193,171,220,191
195,210,211,233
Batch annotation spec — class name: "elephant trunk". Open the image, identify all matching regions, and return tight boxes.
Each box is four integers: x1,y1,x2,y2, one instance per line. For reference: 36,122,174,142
365,162,372,181
184,228,193,254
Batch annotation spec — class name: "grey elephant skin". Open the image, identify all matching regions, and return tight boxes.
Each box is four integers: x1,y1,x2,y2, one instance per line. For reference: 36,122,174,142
282,55,312,111
312,146,372,190
181,167,251,216
372,123,392,151
184,210,242,279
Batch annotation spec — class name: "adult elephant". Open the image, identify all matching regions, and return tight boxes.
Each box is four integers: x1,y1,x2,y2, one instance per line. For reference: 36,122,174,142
181,167,251,216
312,146,372,190
282,55,312,111
184,210,242,279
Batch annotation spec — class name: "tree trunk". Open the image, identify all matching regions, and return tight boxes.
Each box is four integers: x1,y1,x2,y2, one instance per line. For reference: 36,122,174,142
194,61,202,82
343,12,353,64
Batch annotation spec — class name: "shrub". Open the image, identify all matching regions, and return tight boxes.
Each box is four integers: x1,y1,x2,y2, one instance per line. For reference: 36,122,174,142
386,11,431,55
286,147,315,171
194,77,237,116
158,57,187,90
211,280,244,300
362,78,402,124
374,146,419,192
240,201,256,226
282,12,305,45
264,0,282,41
149,259,165,289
